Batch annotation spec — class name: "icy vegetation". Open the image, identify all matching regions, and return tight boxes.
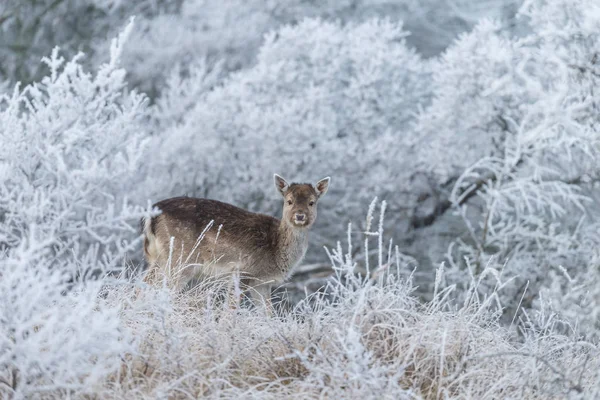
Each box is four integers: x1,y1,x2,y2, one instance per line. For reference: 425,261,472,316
1,0,600,398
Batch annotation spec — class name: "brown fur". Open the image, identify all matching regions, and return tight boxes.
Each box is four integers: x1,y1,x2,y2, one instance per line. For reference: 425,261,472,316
141,175,330,313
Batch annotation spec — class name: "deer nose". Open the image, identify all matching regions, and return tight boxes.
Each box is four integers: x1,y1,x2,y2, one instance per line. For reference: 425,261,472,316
295,214,305,221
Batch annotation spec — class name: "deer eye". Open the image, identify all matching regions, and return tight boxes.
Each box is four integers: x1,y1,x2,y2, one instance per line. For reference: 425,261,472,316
287,200,293,205
309,201,315,206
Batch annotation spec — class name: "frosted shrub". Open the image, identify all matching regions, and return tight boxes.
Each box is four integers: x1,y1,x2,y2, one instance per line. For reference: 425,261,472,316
123,0,523,96
415,0,600,316
0,242,132,399
152,59,225,129
535,252,600,339
0,0,174,85
401,0,522,56
414,19,517,183
145,18,431,257
0,23,150,398
0,20,148,272
122,0,280,95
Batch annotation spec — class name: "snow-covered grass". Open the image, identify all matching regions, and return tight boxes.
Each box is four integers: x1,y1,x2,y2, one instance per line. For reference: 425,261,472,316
3,201,599,399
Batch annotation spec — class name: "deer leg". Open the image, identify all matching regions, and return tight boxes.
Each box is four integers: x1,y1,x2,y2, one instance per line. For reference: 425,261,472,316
135,262,162,298
249,283,274,317
142,260,162,286
173,262,199,292
227,272,244,309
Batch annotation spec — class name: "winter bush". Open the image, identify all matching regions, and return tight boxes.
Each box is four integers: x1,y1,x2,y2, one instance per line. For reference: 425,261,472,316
0,0,176,86
123,0,523,97
0,244,133,398
0,23,150,398
407,0,600,322
0,20,148,270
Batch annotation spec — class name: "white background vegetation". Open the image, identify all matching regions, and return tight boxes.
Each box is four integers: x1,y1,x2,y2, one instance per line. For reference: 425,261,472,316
1,0,600,398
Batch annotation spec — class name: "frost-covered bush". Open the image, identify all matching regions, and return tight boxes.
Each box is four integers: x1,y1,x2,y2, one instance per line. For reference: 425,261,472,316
535,252,600,339
0,0,524,97
124,0,371,94
412,0,600,316
0,244,132,398
0,24,151,397
152,59,225,129
123,0,523,97
144,18,431,257
122,0,280,95
0,0,176,86
414,19,517,183
0,21,148,271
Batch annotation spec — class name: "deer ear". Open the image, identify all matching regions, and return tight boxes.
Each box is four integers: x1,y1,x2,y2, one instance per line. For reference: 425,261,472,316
315,177,330,197
274,174,289,196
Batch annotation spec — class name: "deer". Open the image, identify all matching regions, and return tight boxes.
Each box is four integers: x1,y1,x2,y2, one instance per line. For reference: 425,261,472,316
140,174,330,314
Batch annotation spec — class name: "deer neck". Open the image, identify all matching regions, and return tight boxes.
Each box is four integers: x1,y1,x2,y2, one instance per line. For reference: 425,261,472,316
276,220,309,274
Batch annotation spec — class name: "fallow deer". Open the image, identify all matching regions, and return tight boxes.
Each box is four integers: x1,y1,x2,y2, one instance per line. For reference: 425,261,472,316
141,174,330,313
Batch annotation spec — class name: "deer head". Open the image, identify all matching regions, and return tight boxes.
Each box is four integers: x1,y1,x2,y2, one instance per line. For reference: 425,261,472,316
274,174,330,229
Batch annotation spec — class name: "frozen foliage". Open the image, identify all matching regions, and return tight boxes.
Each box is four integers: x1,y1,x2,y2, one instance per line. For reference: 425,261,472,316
0,20,148,270
0,0,524,91
0,244,132,398
122,0,523,96
152,59,225,130
0,0,176,85
415,0,600,321
0,24,150,397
